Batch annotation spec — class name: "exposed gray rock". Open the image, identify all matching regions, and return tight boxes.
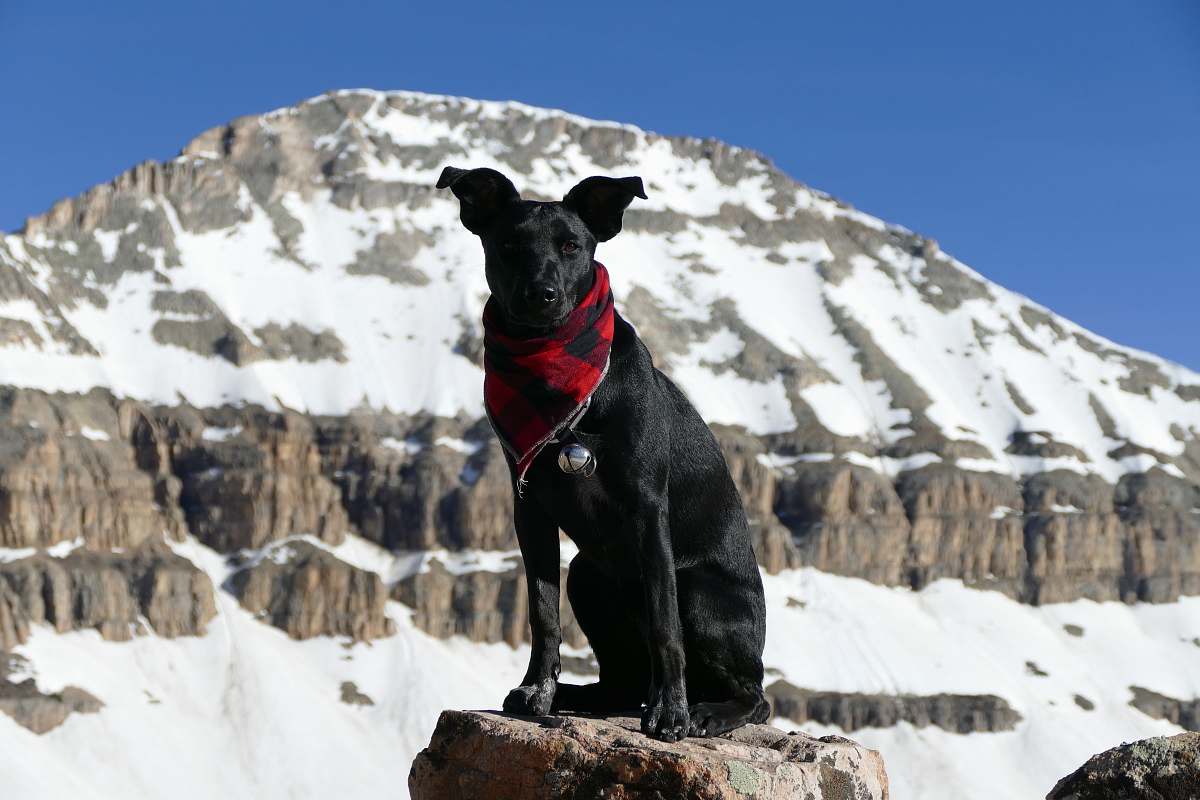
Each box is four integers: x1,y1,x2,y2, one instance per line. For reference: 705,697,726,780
1128,686,1200,731
1007,430,1091,462
0,678,103,734
767,680,1022,734
0,388,185,549
252,322,347,363
917,253,993,312
0,539,217,649
898,464,1027,593
150,290,346,365
1046,732,1200,800
173,408,350,552
1020,306,1067,340
1005,380,1037,415
773,461,909,585
391,558,587,649
228,541,395,641
345,229,433,284
339,680,374,706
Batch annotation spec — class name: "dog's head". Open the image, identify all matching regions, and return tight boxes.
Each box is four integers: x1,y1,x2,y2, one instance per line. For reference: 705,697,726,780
436,166,646,333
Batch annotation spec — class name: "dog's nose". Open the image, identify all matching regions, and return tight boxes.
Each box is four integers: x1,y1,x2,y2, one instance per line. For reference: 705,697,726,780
526,283,558,307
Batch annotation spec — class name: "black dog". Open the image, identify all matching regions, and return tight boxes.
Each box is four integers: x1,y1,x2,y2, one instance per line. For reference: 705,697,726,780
437,166,769,742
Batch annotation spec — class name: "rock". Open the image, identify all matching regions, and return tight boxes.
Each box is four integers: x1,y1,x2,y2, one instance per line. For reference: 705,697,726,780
228,541,395,641
895,464,1027,595
1046,732,1200,799
339,681,374,707
773,461,911,584
0,663,104,734
391,559,587,649
0,539,217,649
408,709,889,800
0,680,103,734
172,408,350,552
1128,686,1200,731
0,388,185,549
766,680,1022,734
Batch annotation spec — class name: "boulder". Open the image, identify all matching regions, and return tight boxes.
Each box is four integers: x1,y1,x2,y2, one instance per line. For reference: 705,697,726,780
0,678,103,734
1046,732,1200,799
409,709,888,799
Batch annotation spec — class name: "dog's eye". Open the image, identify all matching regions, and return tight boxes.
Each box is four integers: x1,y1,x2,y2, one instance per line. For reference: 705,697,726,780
561,241,579,254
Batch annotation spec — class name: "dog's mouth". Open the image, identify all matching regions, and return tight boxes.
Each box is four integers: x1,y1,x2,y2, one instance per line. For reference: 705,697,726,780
506,306,572,334
502,291,574,330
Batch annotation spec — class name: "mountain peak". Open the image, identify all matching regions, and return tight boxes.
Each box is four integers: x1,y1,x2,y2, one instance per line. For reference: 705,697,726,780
1,89,1197,486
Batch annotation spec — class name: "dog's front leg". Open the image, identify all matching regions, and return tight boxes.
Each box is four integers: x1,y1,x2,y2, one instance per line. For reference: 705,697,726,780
502,495,561,716
636,497,690,742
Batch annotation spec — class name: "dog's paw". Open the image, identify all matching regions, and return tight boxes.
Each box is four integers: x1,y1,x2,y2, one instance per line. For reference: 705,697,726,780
641,685,690,742
688,701,726,738
502,678,556,716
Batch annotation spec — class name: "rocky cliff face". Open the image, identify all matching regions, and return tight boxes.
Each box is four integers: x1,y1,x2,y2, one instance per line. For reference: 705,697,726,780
0,384,1194,645
0,539,216,650
229,540,394,641
766,680,1022,734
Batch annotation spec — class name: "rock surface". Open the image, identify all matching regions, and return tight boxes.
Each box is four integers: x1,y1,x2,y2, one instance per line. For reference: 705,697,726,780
228,540,395,641
392,558,587,649
408,709,889,799
1128,686,1200,731
1046,732,1200,799
0,539,217,650
0,677,103,734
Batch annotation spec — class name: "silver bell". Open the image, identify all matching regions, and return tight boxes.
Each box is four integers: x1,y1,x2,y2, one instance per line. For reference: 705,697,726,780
557,442,597,477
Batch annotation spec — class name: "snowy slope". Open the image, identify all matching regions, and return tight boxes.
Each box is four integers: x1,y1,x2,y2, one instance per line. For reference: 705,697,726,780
3,536,1198,799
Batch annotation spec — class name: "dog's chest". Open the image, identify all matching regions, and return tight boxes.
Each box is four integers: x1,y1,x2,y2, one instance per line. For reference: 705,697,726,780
526,437,638,568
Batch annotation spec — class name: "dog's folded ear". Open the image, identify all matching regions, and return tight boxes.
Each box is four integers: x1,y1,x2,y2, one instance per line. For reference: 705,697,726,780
563,176,647,242
436,166,521,234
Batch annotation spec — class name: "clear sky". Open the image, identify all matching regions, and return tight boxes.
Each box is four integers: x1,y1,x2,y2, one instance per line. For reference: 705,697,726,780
3,1,1197,368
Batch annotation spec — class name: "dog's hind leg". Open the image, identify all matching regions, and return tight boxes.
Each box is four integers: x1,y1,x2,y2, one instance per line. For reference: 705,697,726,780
551,552,649,714
676,565,771,737
687,685,772,737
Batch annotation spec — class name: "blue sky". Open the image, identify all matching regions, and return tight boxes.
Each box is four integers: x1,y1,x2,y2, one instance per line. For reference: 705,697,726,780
2,1,1197,368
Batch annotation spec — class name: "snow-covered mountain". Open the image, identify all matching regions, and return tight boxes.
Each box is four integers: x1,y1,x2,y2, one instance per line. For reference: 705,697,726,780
1,89,1198,799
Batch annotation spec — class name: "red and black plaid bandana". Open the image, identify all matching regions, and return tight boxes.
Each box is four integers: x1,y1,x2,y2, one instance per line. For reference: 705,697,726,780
483,262,614,485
